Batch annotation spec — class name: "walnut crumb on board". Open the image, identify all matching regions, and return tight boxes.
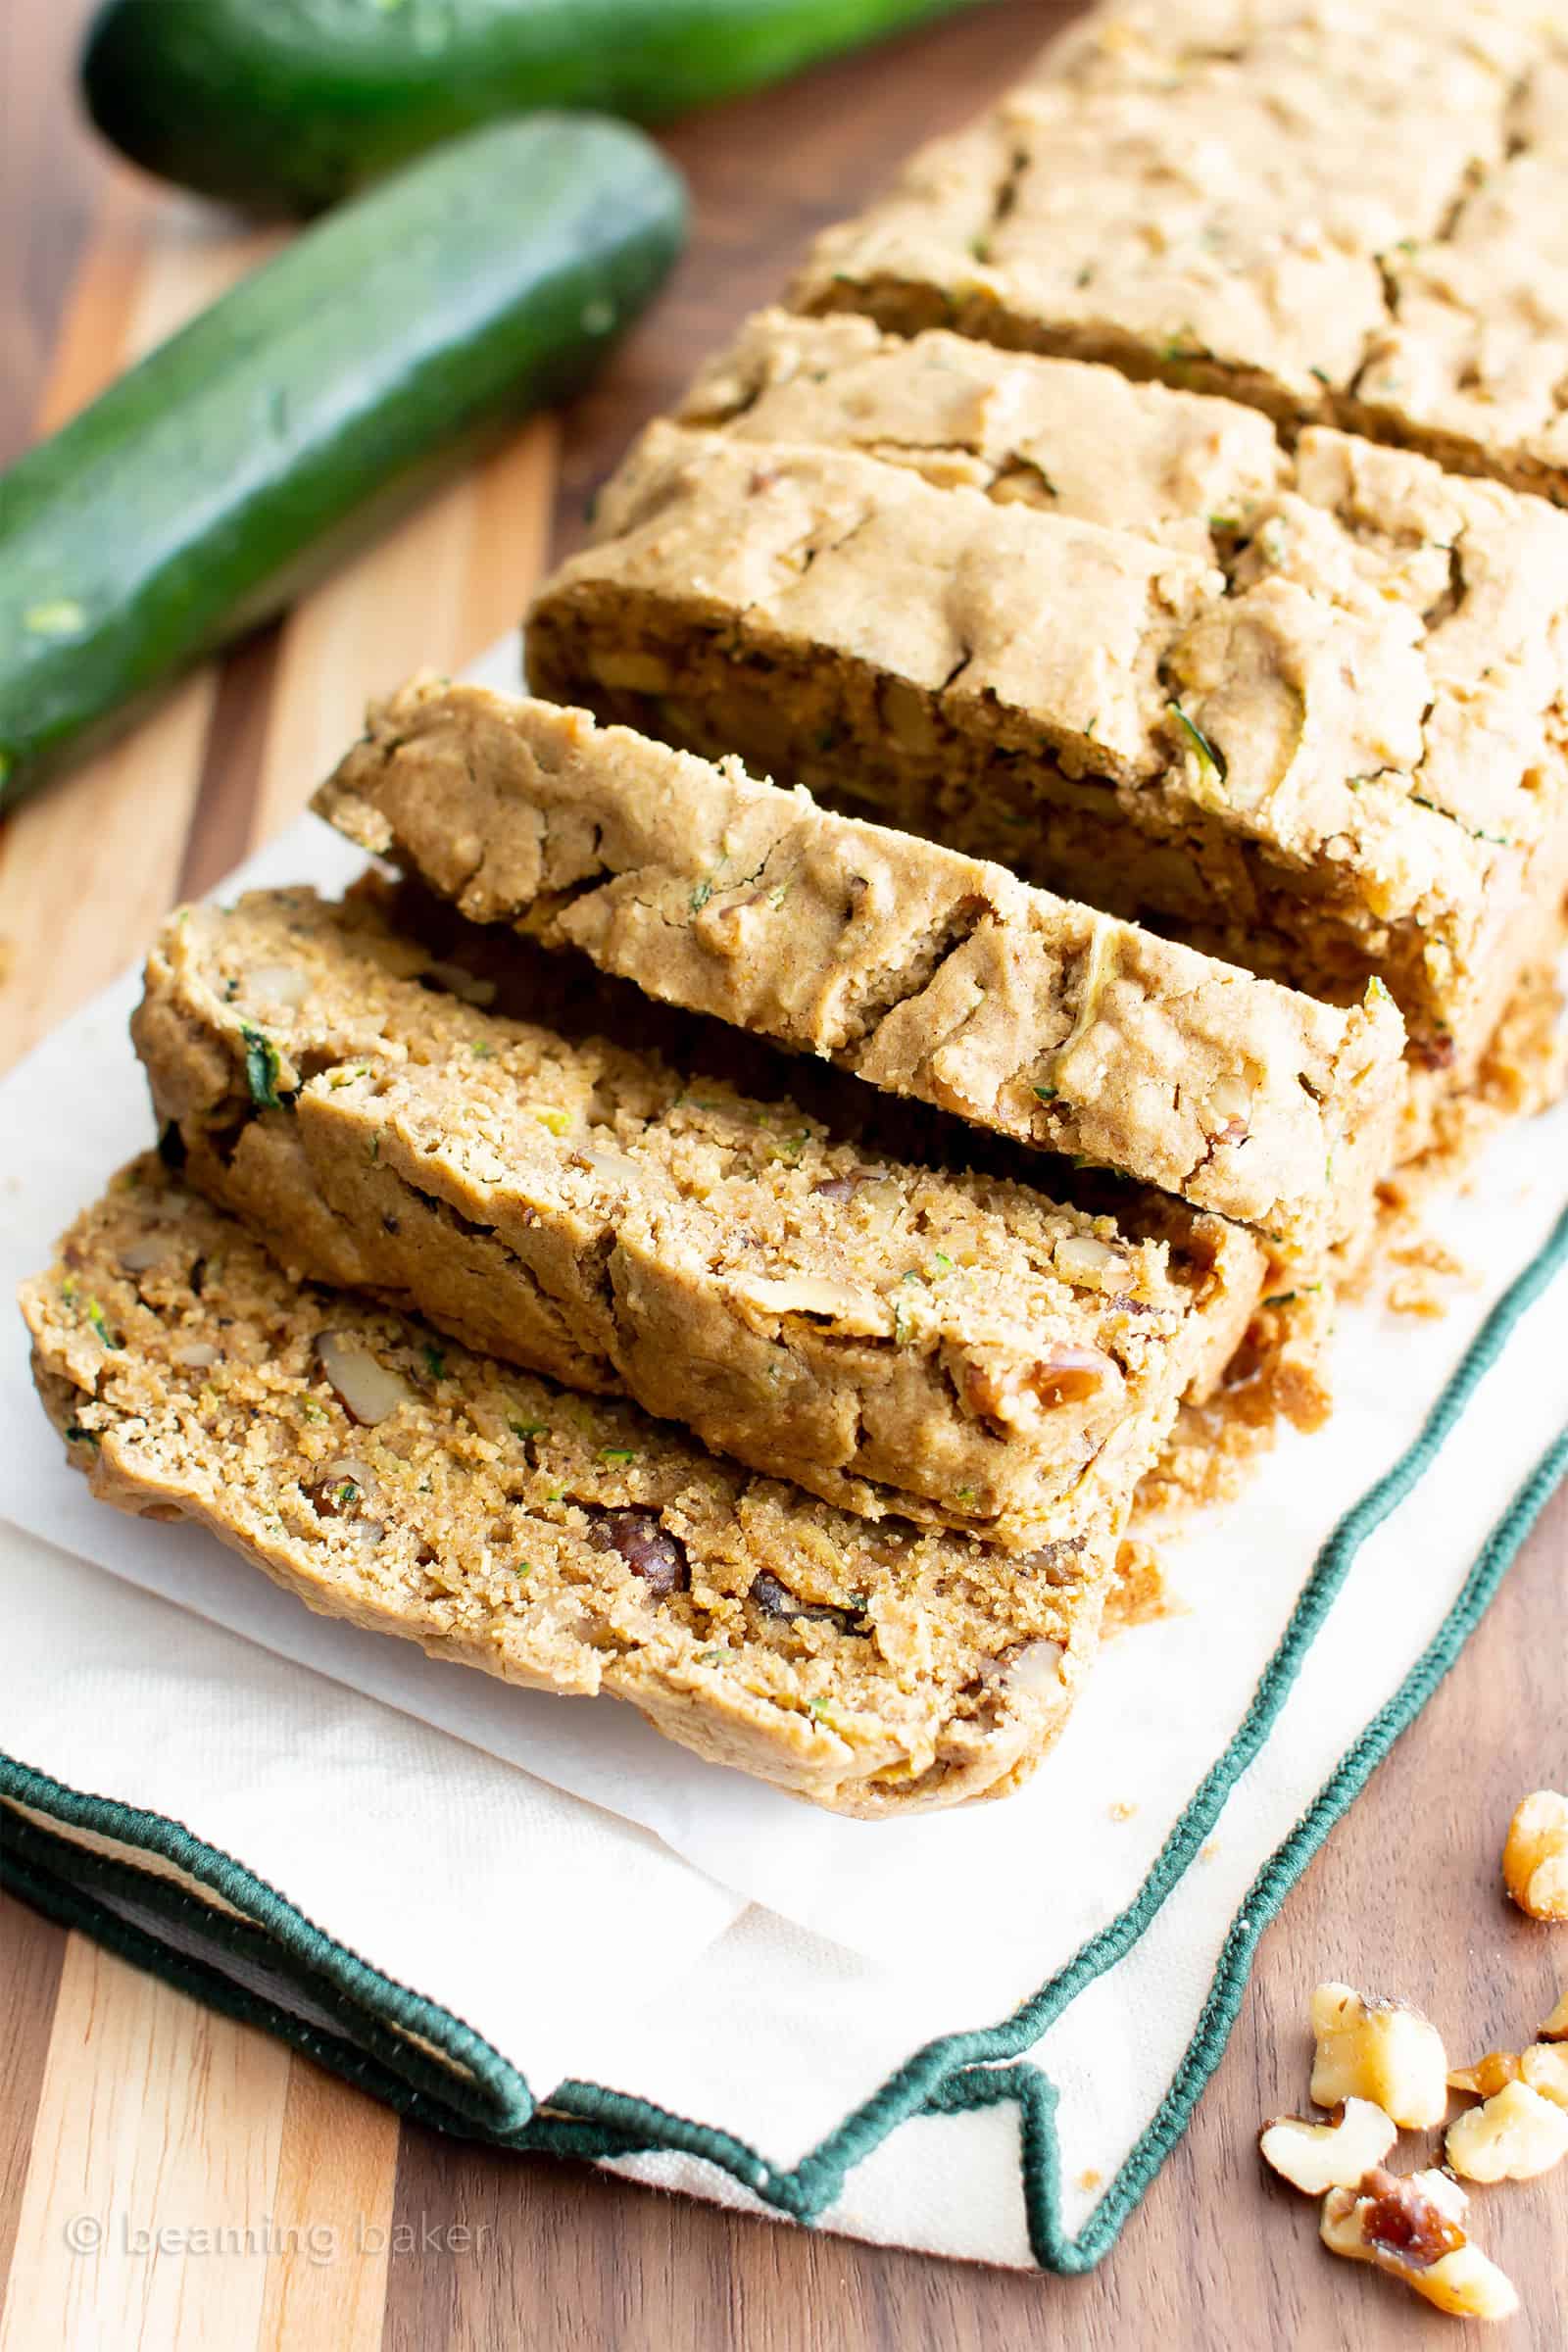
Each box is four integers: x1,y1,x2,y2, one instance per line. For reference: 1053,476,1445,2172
1260,1838,1568,2327
1503,1790,1568,1921
1308,1983,1448,2128
1446,2079,1568,2182
1321,2170,1518,2321
1259,2099,1396,2195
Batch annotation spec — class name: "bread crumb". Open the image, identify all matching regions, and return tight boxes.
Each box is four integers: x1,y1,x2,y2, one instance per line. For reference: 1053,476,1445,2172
1391,1241,1465,1278
1133,945,1560,1533
1386,1236,1471,1317
1382,953,1567,1230
1387,1277,1448,1319
1104,1538,1183,1636
1109,1800,1138,1823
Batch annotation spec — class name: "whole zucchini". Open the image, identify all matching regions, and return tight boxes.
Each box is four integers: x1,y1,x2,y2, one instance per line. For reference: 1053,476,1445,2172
0,116,685,810
82,0,984,215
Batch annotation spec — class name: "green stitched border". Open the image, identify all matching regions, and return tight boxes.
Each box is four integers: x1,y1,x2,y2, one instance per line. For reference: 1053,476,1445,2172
0,1770,531,2136
0,1822,517,2143
5,1199,1566,2269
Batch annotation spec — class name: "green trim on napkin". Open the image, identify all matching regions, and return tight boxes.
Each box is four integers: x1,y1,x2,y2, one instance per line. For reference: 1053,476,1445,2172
6,1201,1566,2270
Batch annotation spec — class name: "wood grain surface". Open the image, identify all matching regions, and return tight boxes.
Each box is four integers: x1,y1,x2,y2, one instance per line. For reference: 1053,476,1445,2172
2,4,1565,2344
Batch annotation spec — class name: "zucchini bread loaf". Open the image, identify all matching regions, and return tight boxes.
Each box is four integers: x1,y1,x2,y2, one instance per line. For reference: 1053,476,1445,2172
23,1163,1112,1815
790,0,1568,506
527,343,1568,1080
318,680,1403,1254
133,887,1265,1552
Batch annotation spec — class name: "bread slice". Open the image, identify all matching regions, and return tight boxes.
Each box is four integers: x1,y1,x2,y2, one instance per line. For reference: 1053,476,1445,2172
677,307,1287,550
131,886,1264,1553
523,282,1568,1082
525,386,1568,1082
316,679,1403,1258
23,1160,1116,1815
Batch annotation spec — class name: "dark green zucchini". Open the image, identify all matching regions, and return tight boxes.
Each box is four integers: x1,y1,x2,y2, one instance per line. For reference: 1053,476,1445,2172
82,0,984,216
0,116,685,810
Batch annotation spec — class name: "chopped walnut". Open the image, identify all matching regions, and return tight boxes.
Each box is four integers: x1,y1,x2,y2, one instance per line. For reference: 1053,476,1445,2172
1028,1344,1119,1404
590,649,672,694
1052,1233,1128,1288
1447,2050,1522,2100
1450,2040,1568,2110
1000,1638,1064,1695
1522,2042,1568,2109
1321,2168,1518,2321
1502,1789,1568,1921
1330,2163,1466,2261
314,1331,416,1426
1445,2078,1568,2182
959,1343,1117,1430
1259,2097,1396,2194
748,1571,864,1635
1309,1982,1449,2129
730,1271,887,1334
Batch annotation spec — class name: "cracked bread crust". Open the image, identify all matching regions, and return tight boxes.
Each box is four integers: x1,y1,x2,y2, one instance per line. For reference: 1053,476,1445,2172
677,310,1568,892
679,309,1288,556
133,889,1264,1552
22,1163,1111,1815
791,0,1568,504
526,408,1568,1074
318,679,1402,1255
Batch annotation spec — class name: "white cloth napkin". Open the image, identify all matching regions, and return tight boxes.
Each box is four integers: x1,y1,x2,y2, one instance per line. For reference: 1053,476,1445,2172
3,656,1564,2265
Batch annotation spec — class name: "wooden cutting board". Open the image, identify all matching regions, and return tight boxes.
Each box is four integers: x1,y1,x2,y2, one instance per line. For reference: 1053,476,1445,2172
1,4,1563,2343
